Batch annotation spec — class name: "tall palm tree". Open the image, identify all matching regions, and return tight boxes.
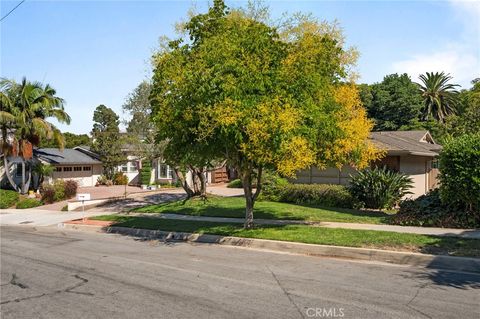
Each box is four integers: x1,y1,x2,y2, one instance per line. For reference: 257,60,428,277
0,78,70,193
417,72,460,123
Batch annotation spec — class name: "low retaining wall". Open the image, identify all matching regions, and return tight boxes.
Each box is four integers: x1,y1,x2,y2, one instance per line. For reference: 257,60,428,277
67,199,110,211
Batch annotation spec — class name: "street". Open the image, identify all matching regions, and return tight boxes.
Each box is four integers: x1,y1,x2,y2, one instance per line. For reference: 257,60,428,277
1,226,479,319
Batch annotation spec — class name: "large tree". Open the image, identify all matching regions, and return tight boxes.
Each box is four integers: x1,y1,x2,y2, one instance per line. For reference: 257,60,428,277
0,78,70,193
442,78,480,137
417,72,460,123
40,132,90,148
122,81,166,163
91,105,126,179
359,73,423,131
150,0,380,228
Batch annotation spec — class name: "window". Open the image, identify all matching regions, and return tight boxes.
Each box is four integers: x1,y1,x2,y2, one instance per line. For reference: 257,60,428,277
83,166,91,171
158,163,172,179
16,164,22,177
63,167,72,172
120,164,128,172
55,167,62,172
128,161,138,172
74,166,82,171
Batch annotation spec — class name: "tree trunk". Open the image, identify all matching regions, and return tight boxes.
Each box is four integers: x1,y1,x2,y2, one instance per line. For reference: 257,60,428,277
21,160,26,193
241,170,255,229
3,156,20,192
174,167,195,198
196,170,207,198
23,161,32,194
240,166,263,229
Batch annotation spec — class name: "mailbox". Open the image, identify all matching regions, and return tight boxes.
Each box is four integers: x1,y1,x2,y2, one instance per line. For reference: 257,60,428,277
76,193,91,201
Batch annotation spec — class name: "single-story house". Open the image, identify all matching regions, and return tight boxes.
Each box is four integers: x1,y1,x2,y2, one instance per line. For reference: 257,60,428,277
0,147,103,188
294,130,442,198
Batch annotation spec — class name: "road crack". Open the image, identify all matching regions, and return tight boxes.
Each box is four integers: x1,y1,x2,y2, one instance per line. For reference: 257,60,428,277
1,274,93,305
405,283,432,319
10,273,29,289
64,274,94,296
267,266,305,319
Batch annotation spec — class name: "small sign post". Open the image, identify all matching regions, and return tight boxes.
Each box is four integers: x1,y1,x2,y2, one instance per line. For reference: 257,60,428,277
76,193,91,222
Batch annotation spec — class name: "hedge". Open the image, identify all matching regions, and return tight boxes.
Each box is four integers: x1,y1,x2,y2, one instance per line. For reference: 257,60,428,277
272,184,354,208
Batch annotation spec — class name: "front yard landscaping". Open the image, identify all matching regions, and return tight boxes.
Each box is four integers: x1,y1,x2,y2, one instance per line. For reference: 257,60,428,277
133,196,392,224
92,215,480,257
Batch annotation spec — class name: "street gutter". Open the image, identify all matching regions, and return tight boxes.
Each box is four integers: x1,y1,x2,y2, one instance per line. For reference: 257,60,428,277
59,222,480,274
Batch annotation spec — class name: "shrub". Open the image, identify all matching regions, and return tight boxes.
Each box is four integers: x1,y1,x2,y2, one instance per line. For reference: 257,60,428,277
96,175,111,186
40,183,55,204
439,133,480,217
173,180,182,188
113,172,129,185
227,179,243,188
0,189,19,209
273,183,354,208
53,180,66,202
64,180,78,198
16,198,43,209
348,167,413,210
392,189,478,228
140,161,152,185
259,171,289,201
155,181,175,188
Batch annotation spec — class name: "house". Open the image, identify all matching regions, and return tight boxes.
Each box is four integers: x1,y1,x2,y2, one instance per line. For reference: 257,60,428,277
294,131,442,198
0,147,103,188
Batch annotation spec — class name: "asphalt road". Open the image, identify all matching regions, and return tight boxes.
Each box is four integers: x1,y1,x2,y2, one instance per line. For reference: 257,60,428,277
1,226,479,319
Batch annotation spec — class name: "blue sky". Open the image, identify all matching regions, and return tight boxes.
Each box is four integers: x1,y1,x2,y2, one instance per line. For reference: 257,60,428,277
1,0,479,134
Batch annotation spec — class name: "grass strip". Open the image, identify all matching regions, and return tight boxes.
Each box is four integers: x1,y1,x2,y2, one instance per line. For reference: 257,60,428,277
93,215,480,258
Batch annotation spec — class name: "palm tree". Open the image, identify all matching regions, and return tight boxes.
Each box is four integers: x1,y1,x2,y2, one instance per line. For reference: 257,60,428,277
417,72,460,123
0,78,70,193
33,162,54,189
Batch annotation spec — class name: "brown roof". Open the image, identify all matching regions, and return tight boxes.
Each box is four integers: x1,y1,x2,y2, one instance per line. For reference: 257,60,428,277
370,131,442,157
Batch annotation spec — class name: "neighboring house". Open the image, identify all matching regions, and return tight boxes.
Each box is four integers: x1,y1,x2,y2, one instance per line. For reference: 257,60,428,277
0,147,102,188
294,131,441,198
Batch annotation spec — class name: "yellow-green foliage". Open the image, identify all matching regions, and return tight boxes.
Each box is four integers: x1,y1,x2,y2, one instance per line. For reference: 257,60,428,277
150,1,381,217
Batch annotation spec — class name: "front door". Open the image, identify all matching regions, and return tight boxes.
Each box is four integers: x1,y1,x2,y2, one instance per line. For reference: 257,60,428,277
427,160,440,190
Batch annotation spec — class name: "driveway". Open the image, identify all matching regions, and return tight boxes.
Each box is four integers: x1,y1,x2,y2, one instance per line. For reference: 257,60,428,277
38,186,162,211
83,184,244,213
1,226,479,319
0,185,244,225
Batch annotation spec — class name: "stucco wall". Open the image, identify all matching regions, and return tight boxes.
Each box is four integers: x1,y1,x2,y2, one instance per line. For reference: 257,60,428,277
293,155,431,199
399,155,428,199
293,166,357,185
50,164,103,187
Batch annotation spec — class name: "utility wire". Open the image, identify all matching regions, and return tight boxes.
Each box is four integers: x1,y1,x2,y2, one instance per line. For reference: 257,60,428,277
0,0,25,23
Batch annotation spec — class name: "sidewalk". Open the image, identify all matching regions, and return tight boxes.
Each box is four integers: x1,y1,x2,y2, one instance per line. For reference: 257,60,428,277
128,213,480,239
0,208,111,227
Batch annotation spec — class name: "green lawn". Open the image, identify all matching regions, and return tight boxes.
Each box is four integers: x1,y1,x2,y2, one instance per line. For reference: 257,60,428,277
93,215,480,257
133,196,391,224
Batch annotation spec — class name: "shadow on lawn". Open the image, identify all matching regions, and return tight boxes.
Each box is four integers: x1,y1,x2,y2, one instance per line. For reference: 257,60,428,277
292,202,392,219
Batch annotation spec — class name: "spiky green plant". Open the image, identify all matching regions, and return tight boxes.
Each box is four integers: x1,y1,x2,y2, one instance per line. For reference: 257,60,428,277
348,167,413,209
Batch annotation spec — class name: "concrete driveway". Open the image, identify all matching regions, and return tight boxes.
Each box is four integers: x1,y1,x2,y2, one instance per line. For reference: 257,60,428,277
0,185,244,226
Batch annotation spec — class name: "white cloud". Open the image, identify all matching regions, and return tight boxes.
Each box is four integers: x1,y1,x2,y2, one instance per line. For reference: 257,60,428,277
391,0,480,88
392,46,479,87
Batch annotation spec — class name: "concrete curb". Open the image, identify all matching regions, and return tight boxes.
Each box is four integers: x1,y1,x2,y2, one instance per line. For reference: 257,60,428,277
59,223,480,274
